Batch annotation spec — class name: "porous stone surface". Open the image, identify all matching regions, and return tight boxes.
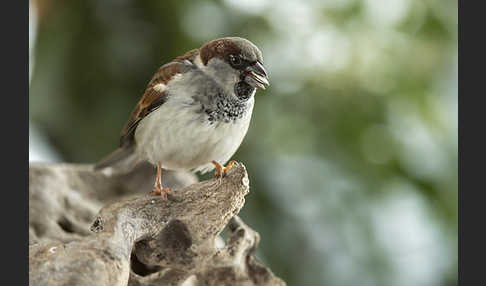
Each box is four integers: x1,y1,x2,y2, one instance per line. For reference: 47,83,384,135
29,162,285,286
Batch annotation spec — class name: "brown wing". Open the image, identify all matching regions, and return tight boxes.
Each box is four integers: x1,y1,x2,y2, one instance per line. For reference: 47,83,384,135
119,49,199,148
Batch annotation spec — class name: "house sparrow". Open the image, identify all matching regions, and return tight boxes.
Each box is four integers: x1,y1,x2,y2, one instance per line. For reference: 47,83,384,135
94,37,269,198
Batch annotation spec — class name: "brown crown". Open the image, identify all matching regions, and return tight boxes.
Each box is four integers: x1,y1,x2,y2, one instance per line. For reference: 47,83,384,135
199,38,242,66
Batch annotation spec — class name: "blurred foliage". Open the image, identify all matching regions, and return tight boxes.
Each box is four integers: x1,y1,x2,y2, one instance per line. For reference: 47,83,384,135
30,0,457,285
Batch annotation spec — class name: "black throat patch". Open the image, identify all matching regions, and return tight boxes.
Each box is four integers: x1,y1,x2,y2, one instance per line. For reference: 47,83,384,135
235,81,255,101
199,81,253,124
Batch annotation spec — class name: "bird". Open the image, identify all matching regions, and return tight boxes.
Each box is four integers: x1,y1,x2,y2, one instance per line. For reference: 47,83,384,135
94,37,269,198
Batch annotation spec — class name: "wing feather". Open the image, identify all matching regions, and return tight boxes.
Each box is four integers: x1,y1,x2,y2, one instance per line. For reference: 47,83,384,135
119,49,198,148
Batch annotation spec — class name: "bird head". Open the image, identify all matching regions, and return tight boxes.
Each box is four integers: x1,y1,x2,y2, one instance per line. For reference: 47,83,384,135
199,37,270,96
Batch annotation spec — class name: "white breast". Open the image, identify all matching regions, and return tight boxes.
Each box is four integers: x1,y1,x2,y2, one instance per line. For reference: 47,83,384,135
134,96,254,173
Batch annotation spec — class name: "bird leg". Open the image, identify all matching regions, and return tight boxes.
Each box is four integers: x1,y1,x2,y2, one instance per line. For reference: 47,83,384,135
151,163,171,199
212,160,236,179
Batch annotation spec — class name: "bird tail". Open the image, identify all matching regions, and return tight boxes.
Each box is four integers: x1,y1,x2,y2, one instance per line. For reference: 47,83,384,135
93,146,139,173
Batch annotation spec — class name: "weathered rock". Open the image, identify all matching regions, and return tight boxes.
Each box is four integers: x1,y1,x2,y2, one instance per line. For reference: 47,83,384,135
29,162,285,286
29,162,198,244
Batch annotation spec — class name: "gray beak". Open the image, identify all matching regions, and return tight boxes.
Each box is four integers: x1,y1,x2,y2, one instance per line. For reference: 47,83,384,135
244,61,270,90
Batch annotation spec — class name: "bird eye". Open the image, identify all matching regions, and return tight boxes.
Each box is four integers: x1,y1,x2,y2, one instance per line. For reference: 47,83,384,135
229,54,242,67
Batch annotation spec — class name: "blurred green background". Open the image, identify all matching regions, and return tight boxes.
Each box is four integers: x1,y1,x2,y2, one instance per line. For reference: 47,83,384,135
29,0,457,285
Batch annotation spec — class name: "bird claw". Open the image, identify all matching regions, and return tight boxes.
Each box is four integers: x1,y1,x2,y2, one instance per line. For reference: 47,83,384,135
151,187,171,200
212,160,236,180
